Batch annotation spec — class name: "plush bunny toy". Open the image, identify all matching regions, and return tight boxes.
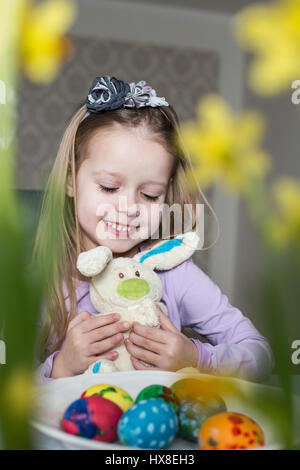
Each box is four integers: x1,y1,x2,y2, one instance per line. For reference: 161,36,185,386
76,231,200,374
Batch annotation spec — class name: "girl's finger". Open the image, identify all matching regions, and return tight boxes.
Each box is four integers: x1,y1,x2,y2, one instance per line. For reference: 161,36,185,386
87,350,119,367
159,311,180,332
132,322,167,344
89,333,124,356
96,350,119,361
86,321,130,344
80,313,120,333
128,331,163,355
130,355,158,371
125,339,160,367
67,310,93,331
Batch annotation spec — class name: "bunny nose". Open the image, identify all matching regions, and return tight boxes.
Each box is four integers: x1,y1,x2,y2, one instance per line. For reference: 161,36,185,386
117,278,150,300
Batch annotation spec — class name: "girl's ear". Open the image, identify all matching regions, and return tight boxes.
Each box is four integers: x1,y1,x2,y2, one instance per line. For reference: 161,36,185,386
66,167,74,197
77,246,113,277
133,231,200,271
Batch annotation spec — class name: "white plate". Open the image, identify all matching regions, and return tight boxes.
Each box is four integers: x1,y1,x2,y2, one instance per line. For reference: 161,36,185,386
31,370,300,450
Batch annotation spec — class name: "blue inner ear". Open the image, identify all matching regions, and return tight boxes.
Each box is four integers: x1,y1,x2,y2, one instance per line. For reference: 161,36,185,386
139,237,183,264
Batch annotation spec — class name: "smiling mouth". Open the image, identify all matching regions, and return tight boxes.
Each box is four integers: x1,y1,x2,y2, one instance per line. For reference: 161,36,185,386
103,219,140,234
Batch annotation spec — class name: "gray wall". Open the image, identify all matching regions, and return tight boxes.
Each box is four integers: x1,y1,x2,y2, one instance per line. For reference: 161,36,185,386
17,0,299,340
233,53,300,334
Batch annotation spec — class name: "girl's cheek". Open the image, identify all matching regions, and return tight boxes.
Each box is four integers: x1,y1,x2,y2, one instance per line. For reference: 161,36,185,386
77,188,105,223
146,204,163,235
95,194,120,221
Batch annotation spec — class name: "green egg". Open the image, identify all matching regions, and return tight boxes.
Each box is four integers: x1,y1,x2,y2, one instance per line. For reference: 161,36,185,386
135,384,179,413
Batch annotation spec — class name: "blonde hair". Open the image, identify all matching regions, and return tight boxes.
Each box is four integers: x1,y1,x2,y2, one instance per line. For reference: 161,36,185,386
32,103,220,361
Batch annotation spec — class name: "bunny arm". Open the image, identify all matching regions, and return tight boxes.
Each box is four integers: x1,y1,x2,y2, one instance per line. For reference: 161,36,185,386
133,231,200,271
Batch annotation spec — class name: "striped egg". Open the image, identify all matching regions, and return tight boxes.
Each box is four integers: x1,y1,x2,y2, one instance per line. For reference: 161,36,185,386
117,398,178,449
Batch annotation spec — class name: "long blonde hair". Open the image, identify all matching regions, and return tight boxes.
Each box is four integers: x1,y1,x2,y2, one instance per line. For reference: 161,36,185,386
33,103,220,361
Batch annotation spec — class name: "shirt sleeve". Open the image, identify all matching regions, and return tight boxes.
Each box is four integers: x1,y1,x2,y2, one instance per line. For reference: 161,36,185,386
178,258,275,382
35,351,60,384
34,300,60,385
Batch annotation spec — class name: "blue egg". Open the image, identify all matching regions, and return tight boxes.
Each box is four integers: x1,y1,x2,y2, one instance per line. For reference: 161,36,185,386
117,398,178,449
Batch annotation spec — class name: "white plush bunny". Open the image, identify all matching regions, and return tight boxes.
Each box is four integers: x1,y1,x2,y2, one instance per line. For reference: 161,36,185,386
76,231,200,374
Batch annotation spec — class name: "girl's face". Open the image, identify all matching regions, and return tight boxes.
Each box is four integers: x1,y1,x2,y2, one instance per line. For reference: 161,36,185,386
70,125,174,258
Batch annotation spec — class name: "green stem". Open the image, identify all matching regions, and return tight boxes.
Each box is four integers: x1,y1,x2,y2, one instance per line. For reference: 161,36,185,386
243,176,294,449
0,0,40,450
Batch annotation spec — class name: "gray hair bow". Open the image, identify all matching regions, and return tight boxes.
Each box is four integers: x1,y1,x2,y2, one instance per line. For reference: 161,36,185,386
81,75,169,123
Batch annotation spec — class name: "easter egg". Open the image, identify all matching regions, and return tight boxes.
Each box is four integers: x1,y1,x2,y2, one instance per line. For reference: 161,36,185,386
118,398,178,449
62,395,123,442
171,377,223,403
135,384,179,413
198,411,265,450
178,396,227,442
81,383,134,412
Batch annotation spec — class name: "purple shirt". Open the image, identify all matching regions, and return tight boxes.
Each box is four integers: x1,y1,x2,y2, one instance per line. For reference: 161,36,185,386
36,241,274,384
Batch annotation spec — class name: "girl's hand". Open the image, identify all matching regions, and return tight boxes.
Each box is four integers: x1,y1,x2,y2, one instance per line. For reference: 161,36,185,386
124,308,199,372
51,311,130,378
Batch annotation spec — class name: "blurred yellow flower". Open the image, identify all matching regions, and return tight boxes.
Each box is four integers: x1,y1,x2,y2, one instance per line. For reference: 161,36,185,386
21,0,77,83
233,0,300,95
2,368,36,419
268,177,300,250
178,94,271,194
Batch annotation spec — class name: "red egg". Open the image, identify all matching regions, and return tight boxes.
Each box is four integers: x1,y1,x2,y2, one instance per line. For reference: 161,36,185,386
62,395,123,442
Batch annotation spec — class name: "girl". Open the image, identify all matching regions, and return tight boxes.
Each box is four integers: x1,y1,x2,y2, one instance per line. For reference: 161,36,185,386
34,76,274,384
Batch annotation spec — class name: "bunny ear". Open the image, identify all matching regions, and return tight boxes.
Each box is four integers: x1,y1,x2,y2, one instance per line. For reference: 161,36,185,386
133,231,200,270
77,246,113,277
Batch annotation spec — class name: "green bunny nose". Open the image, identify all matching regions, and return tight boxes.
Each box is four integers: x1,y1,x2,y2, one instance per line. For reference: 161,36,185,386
117,278,150,300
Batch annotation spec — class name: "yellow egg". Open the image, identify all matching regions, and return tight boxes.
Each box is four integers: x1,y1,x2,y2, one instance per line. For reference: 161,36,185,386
171,378,222,403
80,384,133,412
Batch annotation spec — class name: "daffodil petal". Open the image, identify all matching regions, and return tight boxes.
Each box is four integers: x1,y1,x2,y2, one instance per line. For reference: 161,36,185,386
26,0,77,35
233,0,300,95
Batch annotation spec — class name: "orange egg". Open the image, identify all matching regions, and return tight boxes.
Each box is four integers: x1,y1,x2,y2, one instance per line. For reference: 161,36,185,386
198,411,265,450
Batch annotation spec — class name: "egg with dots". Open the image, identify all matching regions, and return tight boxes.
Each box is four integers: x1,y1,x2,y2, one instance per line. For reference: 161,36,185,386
62,395,123,442
80,383,133,412
178,397,227,442
135,384,179,413
198,411,265,450
118,398,178,449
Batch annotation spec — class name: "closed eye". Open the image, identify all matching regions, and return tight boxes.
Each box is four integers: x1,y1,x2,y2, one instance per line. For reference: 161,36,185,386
97,185,117,193
97,185,159,201
143,194,159,201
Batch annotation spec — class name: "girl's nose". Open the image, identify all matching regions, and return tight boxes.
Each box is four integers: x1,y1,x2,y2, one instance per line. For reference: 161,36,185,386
117,194,140,217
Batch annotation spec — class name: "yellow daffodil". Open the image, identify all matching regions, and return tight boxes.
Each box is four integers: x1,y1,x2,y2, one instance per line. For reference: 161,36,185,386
177,94,271,195
2,368,36,419
233,0,300,95
21,0,77,83
268,177,300,250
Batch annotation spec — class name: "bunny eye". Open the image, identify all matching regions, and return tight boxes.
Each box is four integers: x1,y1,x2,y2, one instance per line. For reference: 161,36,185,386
135,271,140,277
119,272,124,279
